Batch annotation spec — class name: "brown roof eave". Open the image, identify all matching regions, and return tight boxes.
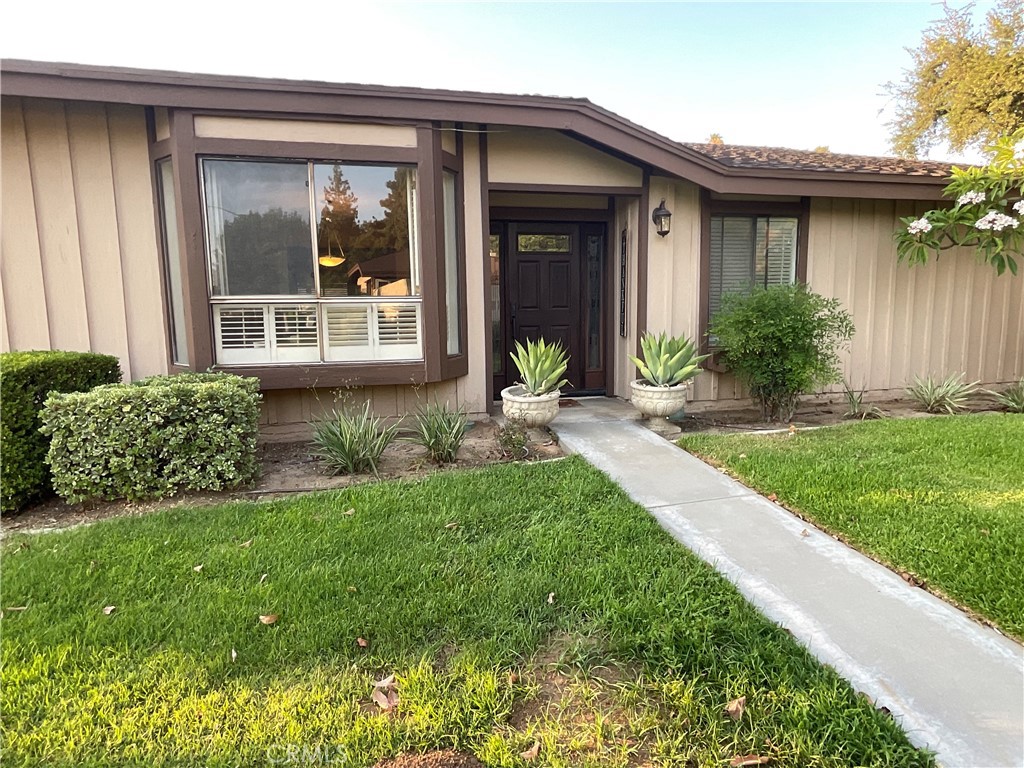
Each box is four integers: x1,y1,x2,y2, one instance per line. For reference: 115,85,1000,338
0,58,951,201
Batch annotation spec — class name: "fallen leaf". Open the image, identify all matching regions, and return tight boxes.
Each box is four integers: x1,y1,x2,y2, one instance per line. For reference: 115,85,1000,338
374,674,396,689
900,572,924,588
240,539,253,549
788,424,797,434
767,493,778,502
259,573,268,585
193,564,204,573
444,522,459,529
371,687,393,711
88,559,98,571
356,637,369,648
730,755,770,767
547,592,556,605
388,689,399,709
980,528,990,537
259,614,278,625
520,741,541,761
347,585,358,593
508,671,520,685
725,695,746,721
738,453,748,459
103,605,116,615
344,508,355,516
231,648,237,663
800,529,810,538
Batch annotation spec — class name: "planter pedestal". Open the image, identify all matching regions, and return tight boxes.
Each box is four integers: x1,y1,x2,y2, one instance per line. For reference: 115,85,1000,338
500,385,561,428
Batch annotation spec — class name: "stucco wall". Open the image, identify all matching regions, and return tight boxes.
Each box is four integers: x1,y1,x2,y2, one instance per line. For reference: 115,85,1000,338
488,129,643,188
1,96,167,380
192,115,417,147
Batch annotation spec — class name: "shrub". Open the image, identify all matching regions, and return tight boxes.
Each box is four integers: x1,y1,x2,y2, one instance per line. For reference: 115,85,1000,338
1,350,122,513
906,373,980,414
497,417,529,460
710,285,855,422
988,378,1024,413
40,373,261,503
311,402,399,475
405,402,468,464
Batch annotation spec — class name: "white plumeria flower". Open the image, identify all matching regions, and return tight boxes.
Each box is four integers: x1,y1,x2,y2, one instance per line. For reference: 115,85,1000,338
957,190,986,206
974,211,1020,232
1013,200,1024,215
907,217,932,235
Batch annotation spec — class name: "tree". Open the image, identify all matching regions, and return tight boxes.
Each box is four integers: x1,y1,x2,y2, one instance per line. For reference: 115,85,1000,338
886,0,1024,158
895,129,1023,275
707,133,724,144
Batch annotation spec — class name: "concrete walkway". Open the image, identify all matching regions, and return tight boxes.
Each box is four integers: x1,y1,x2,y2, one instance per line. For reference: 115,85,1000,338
552,398,1024,768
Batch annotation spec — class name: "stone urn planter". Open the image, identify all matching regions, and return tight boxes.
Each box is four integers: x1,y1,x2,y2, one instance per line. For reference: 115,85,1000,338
500,385,561,428
629,379,690,418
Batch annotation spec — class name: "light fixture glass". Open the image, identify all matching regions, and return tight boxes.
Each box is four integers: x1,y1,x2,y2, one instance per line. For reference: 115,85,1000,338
652,199,672,237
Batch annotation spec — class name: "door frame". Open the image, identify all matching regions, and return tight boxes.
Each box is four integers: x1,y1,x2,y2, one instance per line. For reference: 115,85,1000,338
491,213,614,397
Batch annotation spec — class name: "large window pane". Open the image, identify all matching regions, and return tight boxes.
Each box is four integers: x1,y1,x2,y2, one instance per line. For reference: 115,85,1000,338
203,160,314,297
313,164,418,298
157,159,188,364
443,171,461,355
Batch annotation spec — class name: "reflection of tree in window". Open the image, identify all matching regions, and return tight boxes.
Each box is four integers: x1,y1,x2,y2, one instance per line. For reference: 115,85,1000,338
222,209,313,295
316,165,413,298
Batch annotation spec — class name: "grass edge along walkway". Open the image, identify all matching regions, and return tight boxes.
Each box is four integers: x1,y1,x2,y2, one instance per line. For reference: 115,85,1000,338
1,457,930,767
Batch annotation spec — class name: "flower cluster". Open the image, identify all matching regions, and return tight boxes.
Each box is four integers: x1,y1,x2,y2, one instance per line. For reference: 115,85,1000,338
974,211,1020,232
957,190,987,206
1014,200,1024,215
907,217,933,235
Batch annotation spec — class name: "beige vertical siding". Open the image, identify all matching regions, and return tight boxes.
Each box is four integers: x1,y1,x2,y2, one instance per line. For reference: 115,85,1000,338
460,131,489,414
488,129,643,187
611,197,641,396
808,197,1023,394
0,96,167,380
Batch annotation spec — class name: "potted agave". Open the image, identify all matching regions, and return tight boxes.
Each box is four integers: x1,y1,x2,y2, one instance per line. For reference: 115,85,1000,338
501,338,570,428
629,332,708,418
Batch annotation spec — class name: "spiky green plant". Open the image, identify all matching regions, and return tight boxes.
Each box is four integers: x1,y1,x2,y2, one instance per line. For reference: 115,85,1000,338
405,401,468,464
988,378,1024,413
906,373,980,414
509,338,570,395
310,402,399,475
842,381,885,420
629,332,709,387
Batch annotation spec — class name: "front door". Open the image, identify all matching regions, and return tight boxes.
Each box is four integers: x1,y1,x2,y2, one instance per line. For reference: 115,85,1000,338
495,222,606,396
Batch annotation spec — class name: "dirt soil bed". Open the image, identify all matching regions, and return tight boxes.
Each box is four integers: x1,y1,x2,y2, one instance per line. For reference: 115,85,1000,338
374,751,485,768
3,420,562,535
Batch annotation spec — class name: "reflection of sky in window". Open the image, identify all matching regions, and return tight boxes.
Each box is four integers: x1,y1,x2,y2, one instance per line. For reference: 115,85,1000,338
205,160,309,218
313,164,406,223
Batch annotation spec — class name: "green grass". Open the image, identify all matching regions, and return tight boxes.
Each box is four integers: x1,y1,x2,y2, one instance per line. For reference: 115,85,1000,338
679,414,1024,639
2,457,930,767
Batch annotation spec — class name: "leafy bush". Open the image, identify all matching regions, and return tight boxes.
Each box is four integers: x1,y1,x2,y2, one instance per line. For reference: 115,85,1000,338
906,373,980,414
988,378,1024,413
40,373,261,503
497,417,529,460
710,285,855,422
1,350,122,513
509,338,570,395
311,402,399,475
630,332,708,387
405,401,467,464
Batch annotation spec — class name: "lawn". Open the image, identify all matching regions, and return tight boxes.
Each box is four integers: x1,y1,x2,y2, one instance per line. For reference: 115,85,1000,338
679,413,1024,639
2,457,929,767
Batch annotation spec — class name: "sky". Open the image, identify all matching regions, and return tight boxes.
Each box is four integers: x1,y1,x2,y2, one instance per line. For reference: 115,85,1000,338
2,1,995,162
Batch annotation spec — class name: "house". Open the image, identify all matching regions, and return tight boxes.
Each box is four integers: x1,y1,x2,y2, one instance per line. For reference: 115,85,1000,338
2,60,1021,432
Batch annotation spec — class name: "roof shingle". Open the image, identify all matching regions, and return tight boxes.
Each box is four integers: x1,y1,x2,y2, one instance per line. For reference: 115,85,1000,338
682,142,955,177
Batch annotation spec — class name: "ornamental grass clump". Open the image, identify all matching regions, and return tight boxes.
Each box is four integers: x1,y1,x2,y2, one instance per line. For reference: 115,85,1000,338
311,402,399,476
710,285,854,422
405,401,468,464
988,378,1024,413
630,332,708,387
509,337,570,396
906,373,980,414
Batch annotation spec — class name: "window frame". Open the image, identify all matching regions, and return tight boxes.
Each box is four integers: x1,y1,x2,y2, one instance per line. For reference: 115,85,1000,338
698,191,809,364
149,108,468,389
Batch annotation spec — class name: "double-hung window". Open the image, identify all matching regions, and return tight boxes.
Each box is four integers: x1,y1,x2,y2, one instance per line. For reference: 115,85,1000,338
708,215,799,321
202,158,422,365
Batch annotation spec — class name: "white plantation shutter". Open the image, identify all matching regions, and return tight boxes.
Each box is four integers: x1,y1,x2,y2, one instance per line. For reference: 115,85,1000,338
215,306,268,364
764,218,797,286
375,303,420,359
323,302,421,361
270,305,319,362
214,304,320,363
323,304,372,360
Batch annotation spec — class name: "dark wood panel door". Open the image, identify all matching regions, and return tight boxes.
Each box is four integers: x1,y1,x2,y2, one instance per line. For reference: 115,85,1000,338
508,223,584,393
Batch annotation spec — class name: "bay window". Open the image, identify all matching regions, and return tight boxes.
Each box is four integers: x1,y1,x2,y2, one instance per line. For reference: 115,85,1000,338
202,158,422,365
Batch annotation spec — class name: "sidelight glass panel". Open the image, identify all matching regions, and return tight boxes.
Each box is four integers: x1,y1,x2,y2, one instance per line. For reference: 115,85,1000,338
490,233,502,373
157,159,188,365
203,160,314,297
313,164,418,298
585,233,604,370
443,171,461,355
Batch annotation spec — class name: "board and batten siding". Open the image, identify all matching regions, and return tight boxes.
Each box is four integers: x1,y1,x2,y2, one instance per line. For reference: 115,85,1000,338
1,96,167,380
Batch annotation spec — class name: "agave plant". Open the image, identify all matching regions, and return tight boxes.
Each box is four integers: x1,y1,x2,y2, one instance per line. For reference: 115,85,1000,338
906,373,979,414
630,332,709,387
509,338,570,396
987,378,1024,413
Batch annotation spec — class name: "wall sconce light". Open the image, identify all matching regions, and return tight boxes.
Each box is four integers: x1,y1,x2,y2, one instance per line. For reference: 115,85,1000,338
652,199,672,237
